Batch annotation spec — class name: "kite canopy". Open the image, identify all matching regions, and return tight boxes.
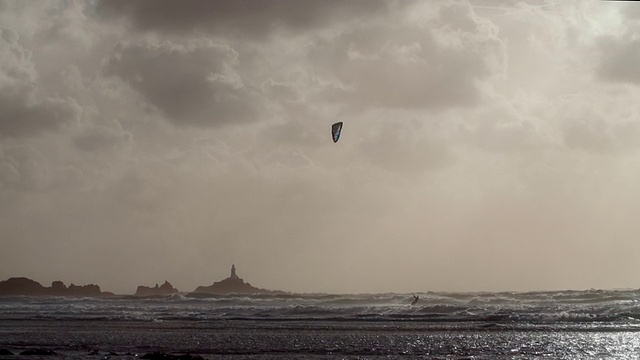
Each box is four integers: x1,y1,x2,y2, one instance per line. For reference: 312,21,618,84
331,122,343,143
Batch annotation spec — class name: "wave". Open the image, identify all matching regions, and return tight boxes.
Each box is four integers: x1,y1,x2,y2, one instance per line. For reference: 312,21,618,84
2,290,640,330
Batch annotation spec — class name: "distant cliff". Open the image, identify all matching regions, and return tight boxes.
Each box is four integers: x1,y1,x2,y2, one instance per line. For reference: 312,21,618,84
0,277,114,297
191,265,284,295
135,281,179,296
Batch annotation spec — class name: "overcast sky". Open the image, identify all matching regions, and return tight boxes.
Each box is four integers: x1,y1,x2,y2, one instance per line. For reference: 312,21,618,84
2,0,640,294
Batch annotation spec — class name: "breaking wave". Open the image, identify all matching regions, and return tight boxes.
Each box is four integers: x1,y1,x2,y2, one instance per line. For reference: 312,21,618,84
2,290,640,330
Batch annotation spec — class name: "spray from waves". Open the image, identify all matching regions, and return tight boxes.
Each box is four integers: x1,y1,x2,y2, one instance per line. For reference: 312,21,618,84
2,290,640,330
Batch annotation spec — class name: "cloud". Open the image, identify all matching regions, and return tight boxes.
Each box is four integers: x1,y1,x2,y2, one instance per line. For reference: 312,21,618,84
460,97,553,154
34,0,95,50
561,101,640,154
73,123,133,154
598,34,640,85
103,38,263,127
0,144,51,192
96,0,391,38
308,2,505,110
592,2,640,85
356,118,453,174
0,28,81,137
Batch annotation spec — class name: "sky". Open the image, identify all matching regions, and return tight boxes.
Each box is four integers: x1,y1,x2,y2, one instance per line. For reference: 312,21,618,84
1,0,640,294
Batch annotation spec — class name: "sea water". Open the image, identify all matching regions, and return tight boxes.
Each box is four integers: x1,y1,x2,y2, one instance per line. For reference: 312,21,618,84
2,290,640,359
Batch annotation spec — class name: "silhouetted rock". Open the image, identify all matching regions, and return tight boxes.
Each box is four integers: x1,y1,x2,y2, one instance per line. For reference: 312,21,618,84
51,280,65,291
191,264,284,295
0,277,113,297
20,349,57,355
65,283,102,296
0,277,47,296
135,281,179,296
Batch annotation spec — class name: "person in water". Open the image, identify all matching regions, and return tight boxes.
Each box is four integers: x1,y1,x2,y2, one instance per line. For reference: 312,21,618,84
411,295,419,305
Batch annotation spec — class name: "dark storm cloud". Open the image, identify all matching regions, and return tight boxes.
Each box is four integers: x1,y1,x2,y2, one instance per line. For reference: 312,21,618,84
0,92,81,137
95,0,391,38
103,38,261,127
0,28,81,137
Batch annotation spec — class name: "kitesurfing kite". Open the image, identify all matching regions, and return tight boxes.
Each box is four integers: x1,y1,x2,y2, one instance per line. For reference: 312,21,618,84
331,122,343,143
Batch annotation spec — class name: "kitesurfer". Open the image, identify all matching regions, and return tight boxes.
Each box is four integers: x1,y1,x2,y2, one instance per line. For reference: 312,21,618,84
411,295,419,305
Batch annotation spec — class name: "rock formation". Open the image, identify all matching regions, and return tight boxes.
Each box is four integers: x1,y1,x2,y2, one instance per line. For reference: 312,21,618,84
0,277,47,296
0,277,114,297
191,264,283,295
135,281,179,296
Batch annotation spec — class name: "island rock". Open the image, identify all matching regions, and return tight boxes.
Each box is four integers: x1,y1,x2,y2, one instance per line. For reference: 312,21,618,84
0,277,113,297
191,265,283,295
135,281,179,296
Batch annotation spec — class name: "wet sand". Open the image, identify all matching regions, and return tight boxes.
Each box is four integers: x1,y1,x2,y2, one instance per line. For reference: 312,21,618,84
1,319,639,359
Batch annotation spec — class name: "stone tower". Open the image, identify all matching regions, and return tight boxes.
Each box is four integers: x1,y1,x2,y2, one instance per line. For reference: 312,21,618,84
230,264,238,280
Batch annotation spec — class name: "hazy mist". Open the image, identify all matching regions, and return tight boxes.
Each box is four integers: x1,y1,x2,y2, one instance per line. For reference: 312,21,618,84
1,0,639,294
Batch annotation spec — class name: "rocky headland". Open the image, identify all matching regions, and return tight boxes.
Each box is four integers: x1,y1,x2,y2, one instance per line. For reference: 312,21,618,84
0,277,114,297
191,264,284,295
135,281,179,296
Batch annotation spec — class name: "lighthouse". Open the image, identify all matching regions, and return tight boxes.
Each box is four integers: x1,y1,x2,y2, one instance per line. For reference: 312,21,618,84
230,264,239,280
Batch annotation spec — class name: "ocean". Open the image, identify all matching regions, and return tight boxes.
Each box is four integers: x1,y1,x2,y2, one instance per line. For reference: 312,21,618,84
2,290,640,359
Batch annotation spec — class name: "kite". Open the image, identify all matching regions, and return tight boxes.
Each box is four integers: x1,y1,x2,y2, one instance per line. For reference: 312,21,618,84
331,122,343,143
